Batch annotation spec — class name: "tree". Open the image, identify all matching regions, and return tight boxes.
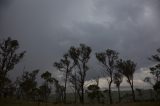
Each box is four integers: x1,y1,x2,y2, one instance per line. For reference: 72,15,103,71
150,64,160,83
147,48,160,99
87,85,99,102
149,48,160,83
96,49,118,104
52,78,65,103
116,59,136,102
87,78,104,103
69,44,92,104
153,81,160,97
113,72,123,103
54,53,75,103
18,70,39,100
0,37,26,96
40,71,54,103
69,72,78,103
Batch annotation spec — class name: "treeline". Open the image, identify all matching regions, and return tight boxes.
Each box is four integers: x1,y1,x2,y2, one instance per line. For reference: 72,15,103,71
0,37,160,104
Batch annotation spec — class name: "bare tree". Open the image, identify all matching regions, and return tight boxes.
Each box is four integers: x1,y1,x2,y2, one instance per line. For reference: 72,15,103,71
96,49,118,104
69,44,92,104
116,59,136,102
54,53,75,103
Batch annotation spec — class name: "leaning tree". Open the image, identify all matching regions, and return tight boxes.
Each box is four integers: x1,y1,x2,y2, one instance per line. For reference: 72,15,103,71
116,59,136,102
96,49,118,104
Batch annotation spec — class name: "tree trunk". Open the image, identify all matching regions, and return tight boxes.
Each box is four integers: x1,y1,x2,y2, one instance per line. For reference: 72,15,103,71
81,84,84,104
131,85,135,102
108,82,113,104
74,73,77,103
74,89,77,103
129,81,135,102
118,86,121,103
64,73,68,103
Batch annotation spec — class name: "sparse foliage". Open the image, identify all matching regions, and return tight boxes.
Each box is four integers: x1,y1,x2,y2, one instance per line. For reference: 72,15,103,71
87,81,104,103
0,37,25,97
96,49,118,104
54,53,75,103
147,48,160,99
116,59,136,102
114,72,123,102
18,70,39,100
69,44,92,104
40,71,54,103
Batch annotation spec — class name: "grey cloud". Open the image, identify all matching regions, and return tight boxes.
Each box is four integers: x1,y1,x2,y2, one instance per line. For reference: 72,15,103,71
0,0,160,81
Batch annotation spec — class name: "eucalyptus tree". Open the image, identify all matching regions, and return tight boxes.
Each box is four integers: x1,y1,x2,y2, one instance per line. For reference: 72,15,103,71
116,59,136,102
87,78,104,103
69,72,78,103
40,71,54,103
69,44,92,104
52,78,65,103
96,49,118,104
18,70,39,100
0,37,25,96
146,48,160,99
54,53,75,103
149,48,160,82
113,72,123,103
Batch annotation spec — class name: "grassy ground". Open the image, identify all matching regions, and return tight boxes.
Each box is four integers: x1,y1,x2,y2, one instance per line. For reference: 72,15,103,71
0,89,159,106
1,103,160,106
0,99,160,106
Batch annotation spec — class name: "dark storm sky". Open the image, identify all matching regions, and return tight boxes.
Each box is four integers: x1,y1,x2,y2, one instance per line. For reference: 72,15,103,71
0,0,160,86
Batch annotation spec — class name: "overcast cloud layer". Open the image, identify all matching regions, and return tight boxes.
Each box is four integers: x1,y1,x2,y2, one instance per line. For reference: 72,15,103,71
0,0,160,89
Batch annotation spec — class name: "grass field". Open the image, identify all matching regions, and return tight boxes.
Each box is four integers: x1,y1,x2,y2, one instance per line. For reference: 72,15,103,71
0,101,160,106
0,98,160,106
0,89,159,106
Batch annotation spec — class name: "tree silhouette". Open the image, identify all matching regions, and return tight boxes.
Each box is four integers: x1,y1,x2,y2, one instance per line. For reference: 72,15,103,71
18,69,39,100
40,71,54,104
54,53,75,103
52,78,65,103
113,72,123,103
153,81,160,95
150,64,160,83
87,85,99,102
96,49,118,104
116,59,136,102
0,37,25,97
87,78,104,103
69,44,92,104
147,48,160,99
69,72,79,103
